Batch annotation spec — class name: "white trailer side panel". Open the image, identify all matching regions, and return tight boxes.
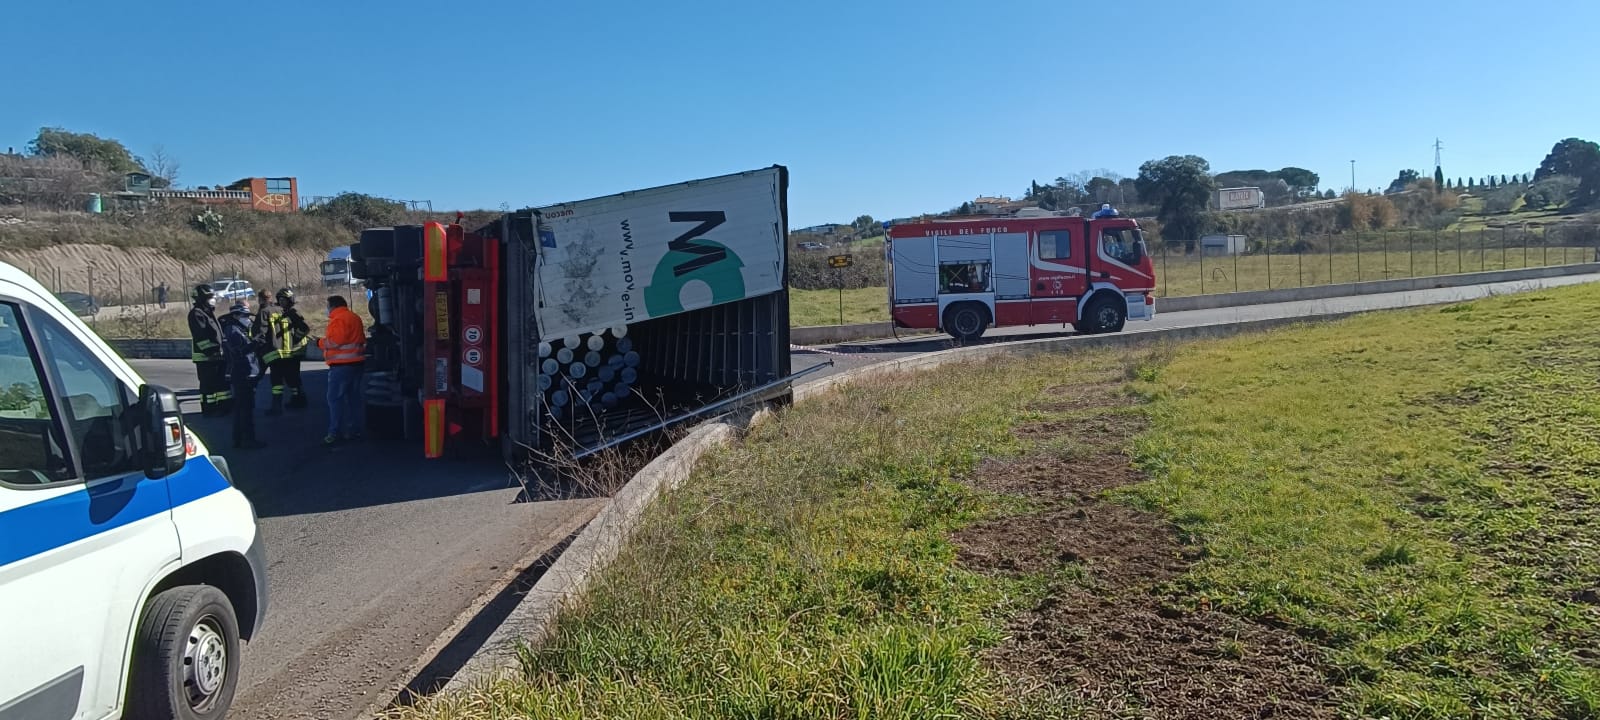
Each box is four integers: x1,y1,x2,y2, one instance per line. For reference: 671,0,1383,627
991,232,1030,300
531,167,785,340
936,234,990,263
890,236,937,303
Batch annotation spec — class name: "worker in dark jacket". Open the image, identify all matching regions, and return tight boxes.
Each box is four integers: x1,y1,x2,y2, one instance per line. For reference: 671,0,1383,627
250,289,273,380
188,285,231,417
265,288,312,414
221,302,265,449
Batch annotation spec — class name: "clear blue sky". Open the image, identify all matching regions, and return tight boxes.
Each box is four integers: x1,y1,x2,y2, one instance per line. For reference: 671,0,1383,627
8,1,1597,226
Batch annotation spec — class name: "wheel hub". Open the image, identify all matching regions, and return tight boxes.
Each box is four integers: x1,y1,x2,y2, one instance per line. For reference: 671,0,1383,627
185,617,227,705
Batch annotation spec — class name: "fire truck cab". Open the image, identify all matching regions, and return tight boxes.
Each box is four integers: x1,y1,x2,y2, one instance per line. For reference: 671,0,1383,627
887,215,1156,341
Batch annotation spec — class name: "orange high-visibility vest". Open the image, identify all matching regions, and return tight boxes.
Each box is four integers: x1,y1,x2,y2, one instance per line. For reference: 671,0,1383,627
320,307,366,365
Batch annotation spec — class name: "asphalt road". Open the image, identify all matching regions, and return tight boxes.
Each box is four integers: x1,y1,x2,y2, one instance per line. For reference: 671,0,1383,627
126,270,1600,719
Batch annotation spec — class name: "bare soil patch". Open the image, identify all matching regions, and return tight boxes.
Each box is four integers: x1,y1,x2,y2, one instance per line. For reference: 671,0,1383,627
955,381,1337,719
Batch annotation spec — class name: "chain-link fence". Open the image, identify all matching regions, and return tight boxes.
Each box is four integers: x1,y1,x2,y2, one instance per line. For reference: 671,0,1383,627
18,254,328,310
1152,224,1600,298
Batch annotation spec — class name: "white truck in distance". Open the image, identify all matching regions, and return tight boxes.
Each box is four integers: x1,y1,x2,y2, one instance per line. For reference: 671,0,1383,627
321,246,360,288
1215,187,1266,211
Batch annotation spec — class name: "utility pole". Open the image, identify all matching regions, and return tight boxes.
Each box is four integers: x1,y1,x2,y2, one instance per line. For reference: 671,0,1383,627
1350,160,1356,194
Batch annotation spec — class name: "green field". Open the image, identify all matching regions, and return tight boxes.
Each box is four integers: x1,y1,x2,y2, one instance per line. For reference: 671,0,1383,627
789,286,890,326
397,281,1600,719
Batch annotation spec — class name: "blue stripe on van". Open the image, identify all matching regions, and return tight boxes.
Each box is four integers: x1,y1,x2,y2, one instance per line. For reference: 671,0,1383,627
0,460,230,568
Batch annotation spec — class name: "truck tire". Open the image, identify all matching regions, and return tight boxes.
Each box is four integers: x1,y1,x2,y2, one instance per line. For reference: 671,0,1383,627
1074,295,1126,335
126,585,241,720
944,303,989,343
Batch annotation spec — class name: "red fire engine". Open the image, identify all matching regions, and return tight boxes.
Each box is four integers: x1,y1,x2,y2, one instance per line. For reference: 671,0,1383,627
886,214,1156,341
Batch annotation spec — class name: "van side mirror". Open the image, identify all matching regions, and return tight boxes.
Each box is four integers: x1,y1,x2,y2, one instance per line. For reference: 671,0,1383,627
139,384,187,478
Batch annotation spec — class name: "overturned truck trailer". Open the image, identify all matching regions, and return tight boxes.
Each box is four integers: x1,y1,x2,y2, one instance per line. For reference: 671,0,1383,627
355,166,796,460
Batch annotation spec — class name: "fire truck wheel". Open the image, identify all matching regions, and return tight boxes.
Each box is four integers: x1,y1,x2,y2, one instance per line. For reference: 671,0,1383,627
1075,295,1126,335
944,303,989,343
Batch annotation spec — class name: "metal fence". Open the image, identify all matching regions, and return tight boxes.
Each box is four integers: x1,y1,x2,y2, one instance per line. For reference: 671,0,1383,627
20,255,328,310
1153,224,1600,298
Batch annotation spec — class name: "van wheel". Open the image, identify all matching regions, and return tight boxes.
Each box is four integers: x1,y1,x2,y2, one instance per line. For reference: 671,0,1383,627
126,586,241,720
1075,296,1126,335
944,304,989,342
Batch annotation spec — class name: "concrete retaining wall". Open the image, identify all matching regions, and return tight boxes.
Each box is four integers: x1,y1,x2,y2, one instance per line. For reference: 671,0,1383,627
788,262,1600,346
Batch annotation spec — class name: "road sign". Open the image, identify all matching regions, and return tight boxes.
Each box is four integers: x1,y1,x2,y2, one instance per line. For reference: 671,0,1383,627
464,325,482,345
827,254,854,268
464,348,482,366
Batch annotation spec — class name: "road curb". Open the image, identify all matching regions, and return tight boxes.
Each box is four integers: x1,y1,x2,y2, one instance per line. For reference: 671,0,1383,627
442,419,743,691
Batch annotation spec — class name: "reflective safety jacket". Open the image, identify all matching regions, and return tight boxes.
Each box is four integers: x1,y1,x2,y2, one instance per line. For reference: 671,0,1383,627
188,304,224,363
264,308,311,363
319,307,366,365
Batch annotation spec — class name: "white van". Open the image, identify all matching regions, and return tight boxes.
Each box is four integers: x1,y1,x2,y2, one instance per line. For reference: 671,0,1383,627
0,262,266,720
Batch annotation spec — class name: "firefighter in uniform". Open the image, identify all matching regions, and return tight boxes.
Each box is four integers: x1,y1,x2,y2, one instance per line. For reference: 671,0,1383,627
265,287,312,414
187,284,232,417
250,289,274,380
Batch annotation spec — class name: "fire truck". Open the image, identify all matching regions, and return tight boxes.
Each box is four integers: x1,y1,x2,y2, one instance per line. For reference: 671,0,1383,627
887,214,1156,341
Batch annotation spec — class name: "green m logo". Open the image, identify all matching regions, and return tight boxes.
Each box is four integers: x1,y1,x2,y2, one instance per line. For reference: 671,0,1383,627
643,211,747,314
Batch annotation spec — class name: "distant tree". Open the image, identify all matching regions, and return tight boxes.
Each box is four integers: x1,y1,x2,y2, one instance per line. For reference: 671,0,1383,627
1136,155,1215,246
1387,169,1421,194
1444,178,1453,189
958,201,972,215
1085,175,1119,204
1500,174,1509,186
1535,139,1600,181
1028,180,1042,199
26,126,143,174
305,192,406,233
1468,177,1476,189
1482,187,1521,214
1277,167,1320,198
144,144,179,189
1523,175,1581,210
1434,166,1445,188
1323,189,1337,199
1117,178,1141,206
852,214,877,236
1487,176,1497,190
1534,138,1600,207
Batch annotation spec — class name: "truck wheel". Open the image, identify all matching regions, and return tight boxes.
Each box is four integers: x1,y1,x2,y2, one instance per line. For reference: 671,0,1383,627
1075,296,1126,335
126,585,241,720
944,304,989,342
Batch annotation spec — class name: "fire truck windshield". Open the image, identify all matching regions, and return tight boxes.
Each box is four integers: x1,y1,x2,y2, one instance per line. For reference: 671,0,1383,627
1099,229,1146,264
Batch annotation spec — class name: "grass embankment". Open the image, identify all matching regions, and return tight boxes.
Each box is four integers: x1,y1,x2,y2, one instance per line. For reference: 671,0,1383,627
1130,284,1600,718
401,280,1600,719
788,286,890,326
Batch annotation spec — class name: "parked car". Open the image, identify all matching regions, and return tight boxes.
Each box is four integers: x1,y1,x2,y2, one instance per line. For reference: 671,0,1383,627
209,279,255,302
797,241,828,252
54,291,100,317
